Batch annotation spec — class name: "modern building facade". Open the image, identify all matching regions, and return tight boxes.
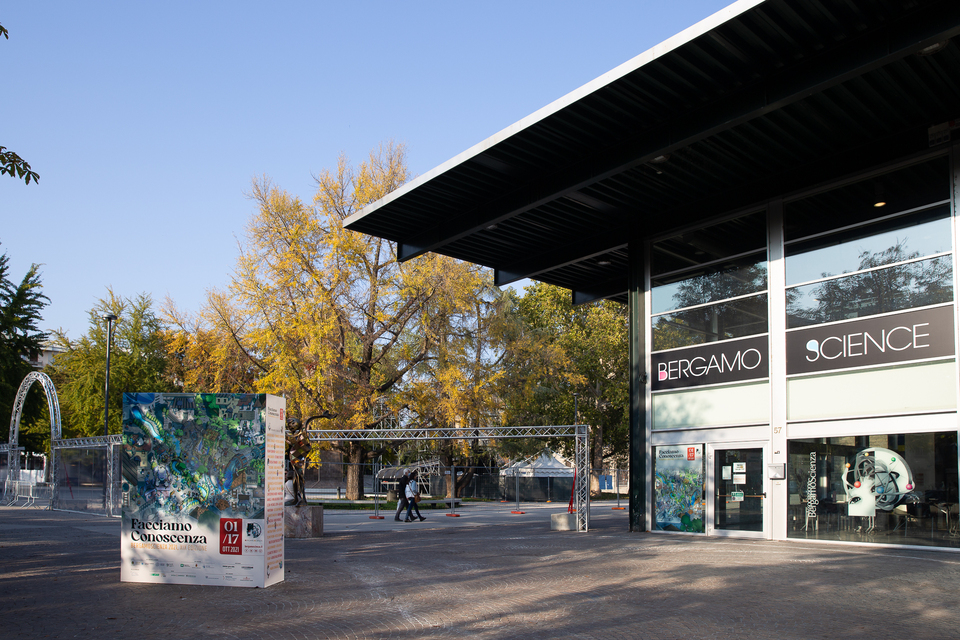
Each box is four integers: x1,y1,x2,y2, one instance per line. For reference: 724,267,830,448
345,0,960,549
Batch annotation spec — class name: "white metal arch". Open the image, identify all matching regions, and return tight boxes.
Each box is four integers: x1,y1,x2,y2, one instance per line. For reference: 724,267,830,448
307,424,591,531
2,372,62,482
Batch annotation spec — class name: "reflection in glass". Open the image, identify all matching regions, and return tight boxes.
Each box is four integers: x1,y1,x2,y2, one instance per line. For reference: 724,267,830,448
651,211,766,277
784,156,949,242
786,255,953,328
652,254,767,315
787,432,959,549
785,208,950,285
653,294,768,351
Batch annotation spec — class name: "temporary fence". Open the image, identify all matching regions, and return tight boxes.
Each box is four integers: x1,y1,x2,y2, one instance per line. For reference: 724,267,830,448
50,436,123,516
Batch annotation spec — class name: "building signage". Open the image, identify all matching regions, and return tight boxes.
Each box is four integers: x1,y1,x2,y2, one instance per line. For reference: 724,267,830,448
786,305,955,376
652,335,768,391
120,393,285,588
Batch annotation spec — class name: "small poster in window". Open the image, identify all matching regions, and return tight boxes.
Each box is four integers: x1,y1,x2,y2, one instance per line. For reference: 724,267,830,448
722,466,732,480
733,462,746,473
733,473,746,484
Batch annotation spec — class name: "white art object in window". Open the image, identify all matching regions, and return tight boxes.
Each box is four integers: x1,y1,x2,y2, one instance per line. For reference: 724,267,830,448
843,447,916,517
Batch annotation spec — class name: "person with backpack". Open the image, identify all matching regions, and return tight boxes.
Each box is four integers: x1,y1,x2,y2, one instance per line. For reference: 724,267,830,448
394,471,410,521
404,470,426,522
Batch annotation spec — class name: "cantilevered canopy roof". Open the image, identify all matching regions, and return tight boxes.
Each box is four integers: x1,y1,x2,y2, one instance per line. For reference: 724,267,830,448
345,0,960,304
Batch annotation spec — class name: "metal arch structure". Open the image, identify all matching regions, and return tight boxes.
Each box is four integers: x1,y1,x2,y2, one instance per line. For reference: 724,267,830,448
3,371,122,514
307,424,591,531
3,372,62,484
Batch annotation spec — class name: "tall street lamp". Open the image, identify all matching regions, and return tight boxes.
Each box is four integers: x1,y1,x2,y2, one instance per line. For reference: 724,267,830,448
103,313,117,436
573,392,579,426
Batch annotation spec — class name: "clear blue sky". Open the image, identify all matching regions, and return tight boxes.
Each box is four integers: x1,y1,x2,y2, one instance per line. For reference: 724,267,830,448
2,1,732,339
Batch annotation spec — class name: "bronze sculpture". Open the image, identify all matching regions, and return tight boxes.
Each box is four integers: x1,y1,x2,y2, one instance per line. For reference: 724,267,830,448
285,411,337,506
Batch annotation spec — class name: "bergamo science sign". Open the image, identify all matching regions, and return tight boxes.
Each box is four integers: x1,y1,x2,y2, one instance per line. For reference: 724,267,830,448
786,305,955,375
120,393,286,588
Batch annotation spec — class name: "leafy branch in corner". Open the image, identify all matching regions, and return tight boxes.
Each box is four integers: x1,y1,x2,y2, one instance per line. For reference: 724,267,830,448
1,23,40,185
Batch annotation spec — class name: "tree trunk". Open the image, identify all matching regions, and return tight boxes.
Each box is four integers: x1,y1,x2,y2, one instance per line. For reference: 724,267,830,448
345,441,366,500
455,468,476,498
590,424,604,497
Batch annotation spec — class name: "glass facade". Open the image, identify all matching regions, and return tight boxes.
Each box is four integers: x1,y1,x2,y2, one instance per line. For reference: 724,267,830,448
787,432,959,548
785,207,953,329
651,211,768,352
649,151,959,550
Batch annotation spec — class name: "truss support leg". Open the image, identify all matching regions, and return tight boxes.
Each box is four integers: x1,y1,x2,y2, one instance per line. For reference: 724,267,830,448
575,425,590,531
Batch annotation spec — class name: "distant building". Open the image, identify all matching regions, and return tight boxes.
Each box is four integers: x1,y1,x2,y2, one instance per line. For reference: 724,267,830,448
23,341,66,369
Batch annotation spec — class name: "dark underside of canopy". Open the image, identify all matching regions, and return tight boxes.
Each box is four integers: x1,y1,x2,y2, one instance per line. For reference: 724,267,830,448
345,0,960,304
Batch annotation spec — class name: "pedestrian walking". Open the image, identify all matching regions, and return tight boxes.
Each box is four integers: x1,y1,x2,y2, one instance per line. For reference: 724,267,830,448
405,470,425,522
394,471,410,521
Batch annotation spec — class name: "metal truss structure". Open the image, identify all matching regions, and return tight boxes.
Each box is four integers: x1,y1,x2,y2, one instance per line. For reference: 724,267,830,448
5,372,62,484
49,434,123,514
307,424,590,531
3,372,122,515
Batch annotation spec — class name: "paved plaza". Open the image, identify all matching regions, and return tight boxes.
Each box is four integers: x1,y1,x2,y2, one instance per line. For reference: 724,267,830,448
2,502,960,639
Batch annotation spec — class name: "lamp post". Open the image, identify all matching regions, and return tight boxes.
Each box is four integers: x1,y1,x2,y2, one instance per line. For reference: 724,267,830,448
103,314,117,436
573,392,579,426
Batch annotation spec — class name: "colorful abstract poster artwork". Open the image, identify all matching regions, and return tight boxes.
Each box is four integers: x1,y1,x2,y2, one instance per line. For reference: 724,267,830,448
655,444,704,533
120,393,285,587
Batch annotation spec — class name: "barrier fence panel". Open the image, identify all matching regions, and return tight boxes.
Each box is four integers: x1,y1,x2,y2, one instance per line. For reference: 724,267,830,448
50,436,122,517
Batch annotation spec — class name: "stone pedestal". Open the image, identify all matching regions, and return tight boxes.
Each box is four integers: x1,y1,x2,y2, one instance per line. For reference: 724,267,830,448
285,504,323,538
550,513,577,531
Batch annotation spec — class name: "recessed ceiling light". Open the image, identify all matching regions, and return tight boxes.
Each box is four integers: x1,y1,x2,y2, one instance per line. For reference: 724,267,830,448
917,40,949,56
597,260,611,266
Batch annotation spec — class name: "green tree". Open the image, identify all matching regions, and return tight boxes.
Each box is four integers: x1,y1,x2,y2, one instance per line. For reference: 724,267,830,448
48,291,176,438
0,244,49,451
1,23,39,185
500,282,629,494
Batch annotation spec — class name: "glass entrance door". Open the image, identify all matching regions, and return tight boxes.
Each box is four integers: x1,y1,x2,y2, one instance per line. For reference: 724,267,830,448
707,444,768,538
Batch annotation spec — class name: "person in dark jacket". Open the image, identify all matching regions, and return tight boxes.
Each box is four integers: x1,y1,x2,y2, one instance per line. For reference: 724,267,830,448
394,471,410,521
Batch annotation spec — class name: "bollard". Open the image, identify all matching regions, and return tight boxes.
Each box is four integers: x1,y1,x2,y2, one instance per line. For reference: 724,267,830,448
446,464,460,517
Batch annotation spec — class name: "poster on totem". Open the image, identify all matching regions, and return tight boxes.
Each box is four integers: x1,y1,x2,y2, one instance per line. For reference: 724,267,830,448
120,393,286,587
654,444,704,533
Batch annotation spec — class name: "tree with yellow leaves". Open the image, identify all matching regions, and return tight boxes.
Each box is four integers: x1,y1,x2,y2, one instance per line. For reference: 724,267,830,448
168,142,499,498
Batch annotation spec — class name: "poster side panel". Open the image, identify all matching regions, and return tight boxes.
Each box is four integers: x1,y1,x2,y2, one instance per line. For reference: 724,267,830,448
264,394,286,586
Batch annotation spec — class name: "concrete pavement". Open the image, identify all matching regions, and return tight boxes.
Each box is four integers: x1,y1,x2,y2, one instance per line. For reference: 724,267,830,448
2,503,959,639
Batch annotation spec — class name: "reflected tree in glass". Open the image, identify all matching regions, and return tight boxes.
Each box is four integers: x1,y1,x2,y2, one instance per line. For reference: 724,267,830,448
787,240,953,327
653,261,768,350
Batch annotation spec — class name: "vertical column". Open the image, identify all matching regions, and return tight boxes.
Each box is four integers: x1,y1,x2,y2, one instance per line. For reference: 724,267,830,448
628,237,647,532
50,445,60,510
951,142,960,492
768,199,788,541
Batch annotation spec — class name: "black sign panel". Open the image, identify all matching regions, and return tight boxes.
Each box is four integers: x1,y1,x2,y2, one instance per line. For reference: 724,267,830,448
786,305,955,376
652,335,769,391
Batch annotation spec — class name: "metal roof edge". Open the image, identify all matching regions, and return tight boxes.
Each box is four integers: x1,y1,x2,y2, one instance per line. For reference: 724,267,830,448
343,0,766,230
